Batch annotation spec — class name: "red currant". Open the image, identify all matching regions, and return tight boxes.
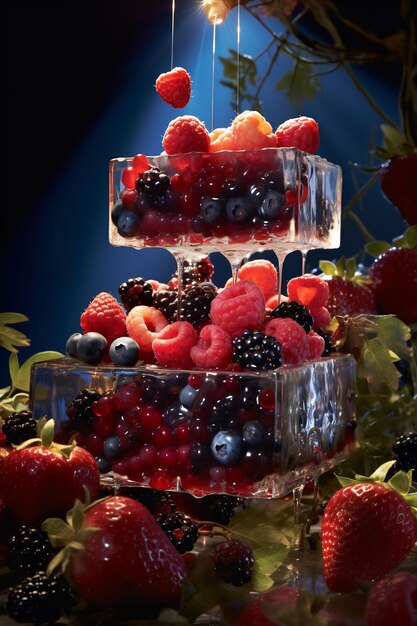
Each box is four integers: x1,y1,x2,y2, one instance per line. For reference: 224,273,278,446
121,166,137,190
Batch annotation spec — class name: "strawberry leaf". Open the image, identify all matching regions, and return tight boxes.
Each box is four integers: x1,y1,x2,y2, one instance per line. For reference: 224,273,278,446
388,469,412,495
318,260,336,276
16,351,64,392
404,225,417,249
365,241,390,257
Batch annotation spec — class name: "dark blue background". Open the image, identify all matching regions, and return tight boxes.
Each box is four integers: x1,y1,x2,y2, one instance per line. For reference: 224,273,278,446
0,0,405,385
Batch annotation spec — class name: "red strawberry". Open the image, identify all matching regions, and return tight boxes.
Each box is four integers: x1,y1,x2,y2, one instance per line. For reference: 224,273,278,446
322,479,417,592
80,292,127,346
380,155,417,226
156,66,191,108
326,275,376,317
370,246,417,324
365,571,417,626
43,495,187,607
1,419,100,526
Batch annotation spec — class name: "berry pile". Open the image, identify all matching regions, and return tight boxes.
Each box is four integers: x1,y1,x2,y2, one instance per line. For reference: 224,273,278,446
110,111,335,249
66,262,333,371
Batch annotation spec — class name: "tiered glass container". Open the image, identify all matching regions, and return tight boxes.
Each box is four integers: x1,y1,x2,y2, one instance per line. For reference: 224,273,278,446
29,146,355,499
30,355,356,498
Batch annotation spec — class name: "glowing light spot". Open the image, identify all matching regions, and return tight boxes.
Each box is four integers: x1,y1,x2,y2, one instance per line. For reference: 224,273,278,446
203,0,229,25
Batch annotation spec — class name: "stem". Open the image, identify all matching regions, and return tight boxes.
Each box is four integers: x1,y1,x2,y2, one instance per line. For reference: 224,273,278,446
343,170,380,216
399,1,417,146
346,210,376,244
343,63,400,128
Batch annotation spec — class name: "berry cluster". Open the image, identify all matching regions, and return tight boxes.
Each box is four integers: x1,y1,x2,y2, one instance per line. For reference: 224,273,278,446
2,410,37,447
110,112,327,248
66,262,332,372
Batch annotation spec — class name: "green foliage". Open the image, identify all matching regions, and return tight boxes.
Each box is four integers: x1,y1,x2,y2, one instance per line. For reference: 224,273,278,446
219,49,261,111
374,124,416,160
275,59,321,106
0,312,63,420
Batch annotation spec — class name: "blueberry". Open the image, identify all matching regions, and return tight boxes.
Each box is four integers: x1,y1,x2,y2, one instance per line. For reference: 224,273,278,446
76,332,107,365
117,210,140,237
95,456,111,473
258,190,285,220
200,197,223,224
221,179,246,197
111,199,124,225
243,420,266,448
188,443,211,470
66,332,82,358
109,337,140,367
179,384,199,409
225,197,253,223
163,402,192,428
248,184,267,206
260,169,284,192
103,436,121,459
211,430,243,466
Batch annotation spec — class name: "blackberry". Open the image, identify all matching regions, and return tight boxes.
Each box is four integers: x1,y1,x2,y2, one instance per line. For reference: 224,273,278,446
8,526,56,576
180,285,215,328
6,572,76,625
202,495,243,526
135,166,170,201
196,257,214,282
153,289,178,323
270,300,313,333
2,410,37,447
134,488,176,517
212,539,254,586
314,327,335,356
118,277,153,312
66,387,101,434
232,329,283,371
157,511,199,554
392,432,417,478
169,257,215,289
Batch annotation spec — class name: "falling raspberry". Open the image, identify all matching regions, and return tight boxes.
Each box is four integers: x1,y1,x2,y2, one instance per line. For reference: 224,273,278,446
156,67,191,109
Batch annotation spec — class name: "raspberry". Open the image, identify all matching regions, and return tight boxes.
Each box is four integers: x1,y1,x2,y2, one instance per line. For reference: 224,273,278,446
126,305,169,352
80,292,127,346
275,116,319,154
365,571,417,626
231,110,278,151
212,539,255,586
232,329,282,370
309,306,331,330
307,331,325,360
210,280,265,338
118,277,154,312
209,127,236,152
153,321,198,368
236,259,277,300
287,274,329,309
2,410,37,447
264,317,309,365
190,324,232,369
270,300,313,333
162,115,211,155
155,66,191,109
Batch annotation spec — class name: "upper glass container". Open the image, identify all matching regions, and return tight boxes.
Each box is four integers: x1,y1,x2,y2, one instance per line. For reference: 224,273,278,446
109,148,342,258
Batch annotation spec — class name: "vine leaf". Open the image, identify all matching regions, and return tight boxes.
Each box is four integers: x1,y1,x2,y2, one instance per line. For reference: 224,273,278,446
0,313,30,353
275,59,321,106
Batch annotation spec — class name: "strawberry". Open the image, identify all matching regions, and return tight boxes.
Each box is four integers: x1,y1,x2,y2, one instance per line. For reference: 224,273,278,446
365,571,417,626
322,464,417,592
370,246,417,324
43,495,187,607
380,155,417,226
1,419,100,527
319,258,376,317
156,66,191,108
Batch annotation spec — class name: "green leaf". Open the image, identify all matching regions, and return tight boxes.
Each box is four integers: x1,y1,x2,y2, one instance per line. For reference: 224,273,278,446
318,260,336,275
336,475,358,488
358,337,400,393
16,351,64,392
0,313,29,325
365,241,390,257
380,124,413,157
275,59,321,106
8,352,19,388
41,518,74,546
246,545,289,593
368,460,396,482
158,608,190,625
247,570,274,593
372,316,411,361
387,470,411,495
404,225,417,249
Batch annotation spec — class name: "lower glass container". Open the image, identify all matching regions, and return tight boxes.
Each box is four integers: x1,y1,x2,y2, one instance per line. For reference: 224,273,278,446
30,355,356,498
